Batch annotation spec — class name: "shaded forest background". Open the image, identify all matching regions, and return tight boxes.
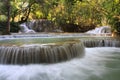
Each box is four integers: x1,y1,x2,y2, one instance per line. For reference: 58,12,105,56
0,0,120,34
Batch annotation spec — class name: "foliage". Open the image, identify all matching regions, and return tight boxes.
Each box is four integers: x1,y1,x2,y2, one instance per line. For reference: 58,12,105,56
102,0,120,32
0,0,120,33
0,21,19,34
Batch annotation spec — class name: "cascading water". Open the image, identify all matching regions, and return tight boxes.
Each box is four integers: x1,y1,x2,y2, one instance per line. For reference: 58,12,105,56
0,38,85,64
20,19,56,32
19,23,36,33
0,47,120,80
81,38,120,47
0,33,120,80
86,26,111,34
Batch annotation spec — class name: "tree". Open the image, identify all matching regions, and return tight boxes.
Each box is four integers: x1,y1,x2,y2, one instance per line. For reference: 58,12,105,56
0,0,11,34
0,0,120,33
5,0,11,34
102,0,120,32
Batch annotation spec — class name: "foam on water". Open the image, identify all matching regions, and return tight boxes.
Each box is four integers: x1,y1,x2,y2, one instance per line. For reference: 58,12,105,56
86,26,111,34
19,23,36,33
0,47,120,80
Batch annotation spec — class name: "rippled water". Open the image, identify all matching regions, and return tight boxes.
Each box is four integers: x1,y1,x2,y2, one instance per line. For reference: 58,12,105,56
0,47,120,80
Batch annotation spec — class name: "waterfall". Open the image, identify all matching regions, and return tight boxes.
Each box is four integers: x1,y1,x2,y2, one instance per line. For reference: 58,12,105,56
1,33,120,80
0,33,120,65
23,20,56,32
82,38,120,47
0,42,85,64
19,23,36,33
86,26,111,34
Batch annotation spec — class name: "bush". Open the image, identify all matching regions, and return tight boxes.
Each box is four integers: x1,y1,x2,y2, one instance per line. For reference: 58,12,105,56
0,21,20,33
10,22,20,32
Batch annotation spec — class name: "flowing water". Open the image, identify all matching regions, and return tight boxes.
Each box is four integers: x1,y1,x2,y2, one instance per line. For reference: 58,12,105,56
0,32,120,80
19,23,36,33
0,36,120,64
86,26,111,34
0,38,85,64
0,47,120,80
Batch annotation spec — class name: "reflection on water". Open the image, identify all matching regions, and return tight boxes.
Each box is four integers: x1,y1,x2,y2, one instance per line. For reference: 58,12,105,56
0,37,118,47
0,37,78,46
0,47,120,80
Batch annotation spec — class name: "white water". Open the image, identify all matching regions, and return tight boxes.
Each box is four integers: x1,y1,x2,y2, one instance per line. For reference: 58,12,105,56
0,47,120,80
86,26,111,34
0,42,85,64
19,23,36,33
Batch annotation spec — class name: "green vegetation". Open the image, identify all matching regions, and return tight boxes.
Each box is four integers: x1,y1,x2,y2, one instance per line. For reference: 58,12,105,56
0,0,120,34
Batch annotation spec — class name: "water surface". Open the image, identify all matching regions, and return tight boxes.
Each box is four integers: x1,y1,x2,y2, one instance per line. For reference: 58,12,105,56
0,47,120,80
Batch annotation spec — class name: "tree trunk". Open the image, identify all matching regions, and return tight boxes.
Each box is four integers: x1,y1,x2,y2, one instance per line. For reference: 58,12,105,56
5,0,11,34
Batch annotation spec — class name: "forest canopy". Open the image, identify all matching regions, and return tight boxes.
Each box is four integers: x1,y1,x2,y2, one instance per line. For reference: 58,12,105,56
0,0,120,34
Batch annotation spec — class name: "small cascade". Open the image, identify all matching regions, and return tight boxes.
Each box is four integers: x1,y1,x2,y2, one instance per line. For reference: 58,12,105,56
82,38,120,47
19,23,36,33
86,26,111,34
0,41,85,64
0,33,120,65
25,19,55,32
